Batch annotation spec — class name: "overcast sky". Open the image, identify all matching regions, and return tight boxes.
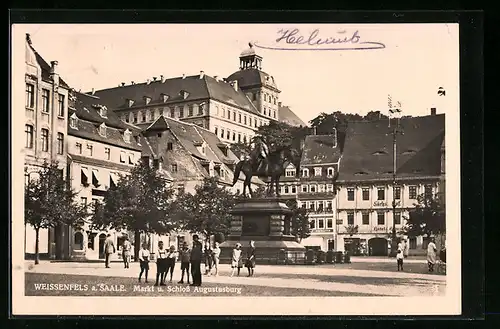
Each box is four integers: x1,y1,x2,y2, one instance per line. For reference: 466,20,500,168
14,23,459,123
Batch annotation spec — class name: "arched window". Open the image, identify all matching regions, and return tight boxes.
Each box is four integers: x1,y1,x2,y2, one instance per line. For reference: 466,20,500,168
302,168,309,177
74,232,84,250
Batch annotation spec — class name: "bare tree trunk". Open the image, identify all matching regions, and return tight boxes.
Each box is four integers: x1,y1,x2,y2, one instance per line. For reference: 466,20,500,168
35,227,40,265
134,229,141,261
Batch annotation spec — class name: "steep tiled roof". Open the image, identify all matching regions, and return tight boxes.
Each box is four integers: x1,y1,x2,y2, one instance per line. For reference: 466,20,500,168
27,35,70,89
69,92,142,151
338,114,445,182
301,135,342,166
279,105,306,127
92,74,261,116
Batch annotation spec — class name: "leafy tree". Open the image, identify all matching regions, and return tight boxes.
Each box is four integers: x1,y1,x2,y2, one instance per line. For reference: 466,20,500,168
175,177,237,244
91,161,175,261
364,110,389,121
403,193,446,245
285,200,311,243
24,161,86,264
229,141,253,159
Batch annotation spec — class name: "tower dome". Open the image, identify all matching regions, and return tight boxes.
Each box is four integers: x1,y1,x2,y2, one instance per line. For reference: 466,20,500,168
240,42,258,57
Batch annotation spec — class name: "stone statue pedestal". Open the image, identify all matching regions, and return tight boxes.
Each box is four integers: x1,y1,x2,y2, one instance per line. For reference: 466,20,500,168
219,198,306,265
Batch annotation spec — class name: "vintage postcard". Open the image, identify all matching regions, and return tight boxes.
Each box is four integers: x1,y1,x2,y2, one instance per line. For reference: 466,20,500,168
11,23,461,316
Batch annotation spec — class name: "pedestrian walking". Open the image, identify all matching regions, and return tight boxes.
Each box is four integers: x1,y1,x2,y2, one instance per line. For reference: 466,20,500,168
155,241,168,286
190,235,203,286
166,245,178,283
230,243,243,277
427,237,438,272
178,242,191,284
396,241,404,271
402,238,409,258
245,240,256,277
138,243,150,283
103,234,115,268
122,236,132,269
204,242,213,276
212,242,221,276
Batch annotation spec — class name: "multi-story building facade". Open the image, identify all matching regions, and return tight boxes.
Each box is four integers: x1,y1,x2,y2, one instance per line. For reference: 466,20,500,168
297,133,341,251
24,34,71,259
67,91,144,260
91,44,304,147
334,113,445,256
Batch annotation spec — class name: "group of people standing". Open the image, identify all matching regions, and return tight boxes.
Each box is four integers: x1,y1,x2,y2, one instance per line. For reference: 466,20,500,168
103,234,257,286
396,237,446,273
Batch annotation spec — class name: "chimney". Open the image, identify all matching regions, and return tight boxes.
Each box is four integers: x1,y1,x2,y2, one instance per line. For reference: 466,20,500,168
160,75,166,83
146,79,151,85
121,82,125,87
213,75,218,81
131,81,135,85
50,61,59,75
182,74,186,79
91,88,95,95
430,107,437,116
153,77,157,81
332,127,338,148
199,71,205,79
278,101,282,107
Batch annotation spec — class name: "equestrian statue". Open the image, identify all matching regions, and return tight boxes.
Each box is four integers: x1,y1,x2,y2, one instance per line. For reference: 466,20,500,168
231,136,297,198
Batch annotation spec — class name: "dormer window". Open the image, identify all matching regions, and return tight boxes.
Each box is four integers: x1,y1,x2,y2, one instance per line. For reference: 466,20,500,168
301,168,309,177
70,113,78,129
127,99,135,107
144,96,151,105
180,90,189,99
99,105,107,118
123,129,132,143
327,167,335,177
99,122,107,137
314,167,322,176
372,150,388,156
161,93,169,103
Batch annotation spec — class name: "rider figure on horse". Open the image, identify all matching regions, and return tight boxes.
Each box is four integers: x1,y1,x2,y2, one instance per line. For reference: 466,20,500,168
253,136,270,176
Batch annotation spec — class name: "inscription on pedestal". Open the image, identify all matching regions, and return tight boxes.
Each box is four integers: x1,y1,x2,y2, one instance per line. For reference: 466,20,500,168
241,215,270,236
269,214,284,237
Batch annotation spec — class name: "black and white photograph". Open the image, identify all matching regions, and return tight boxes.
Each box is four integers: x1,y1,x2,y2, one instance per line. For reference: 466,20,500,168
11,22,461,316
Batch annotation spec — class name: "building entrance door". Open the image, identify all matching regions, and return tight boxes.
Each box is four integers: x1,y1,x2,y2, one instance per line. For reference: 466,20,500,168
368,238,388,256
98,234,106,259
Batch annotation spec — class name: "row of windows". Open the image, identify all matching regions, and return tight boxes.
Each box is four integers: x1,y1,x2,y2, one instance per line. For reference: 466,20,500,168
80,167,118,189
299,200,334,212
215,105,266,128
25,124,64,154
309,218,334,230
262,92,278,106
122,104,204,124
70,116,134,144
214,126,253,143
25,83,65,116
301,167,335,178
345,185,432,201
73,142,136,165
300,184,335,193
342,211,402,226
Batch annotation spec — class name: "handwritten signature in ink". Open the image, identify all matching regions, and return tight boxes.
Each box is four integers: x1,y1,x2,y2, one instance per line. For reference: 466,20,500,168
253,28,386,51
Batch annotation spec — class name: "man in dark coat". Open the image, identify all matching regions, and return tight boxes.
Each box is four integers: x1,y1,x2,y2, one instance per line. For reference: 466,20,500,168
103,234,115,268
190,235,203,286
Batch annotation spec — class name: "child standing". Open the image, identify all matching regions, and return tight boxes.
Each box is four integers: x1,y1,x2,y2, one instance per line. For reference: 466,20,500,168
178,242,191,284
396,246,404,271
166,245,178,283
230,243,243,277
155,241,167,286
138,243,150,283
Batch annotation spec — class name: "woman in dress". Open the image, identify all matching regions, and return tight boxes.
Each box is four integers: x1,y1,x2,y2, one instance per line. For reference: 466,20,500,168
245,240,256,277
427,237,438,272
212,242,221,276
230,243,243,277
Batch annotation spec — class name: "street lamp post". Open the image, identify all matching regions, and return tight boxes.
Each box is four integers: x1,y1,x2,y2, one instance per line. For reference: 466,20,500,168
388,105,404,258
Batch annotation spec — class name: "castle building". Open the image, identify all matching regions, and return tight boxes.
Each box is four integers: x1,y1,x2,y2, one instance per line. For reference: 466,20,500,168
91,44,304,148
297,133,341,251
334,113,445,256
24,33,71,259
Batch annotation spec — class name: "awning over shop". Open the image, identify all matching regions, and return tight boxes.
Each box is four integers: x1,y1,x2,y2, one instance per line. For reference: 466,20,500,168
109,172,119,187
120,151,126,163
92,169,100,187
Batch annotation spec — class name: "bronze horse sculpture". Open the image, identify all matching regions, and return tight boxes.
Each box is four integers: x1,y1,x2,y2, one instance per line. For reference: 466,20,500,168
232,137,297,198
